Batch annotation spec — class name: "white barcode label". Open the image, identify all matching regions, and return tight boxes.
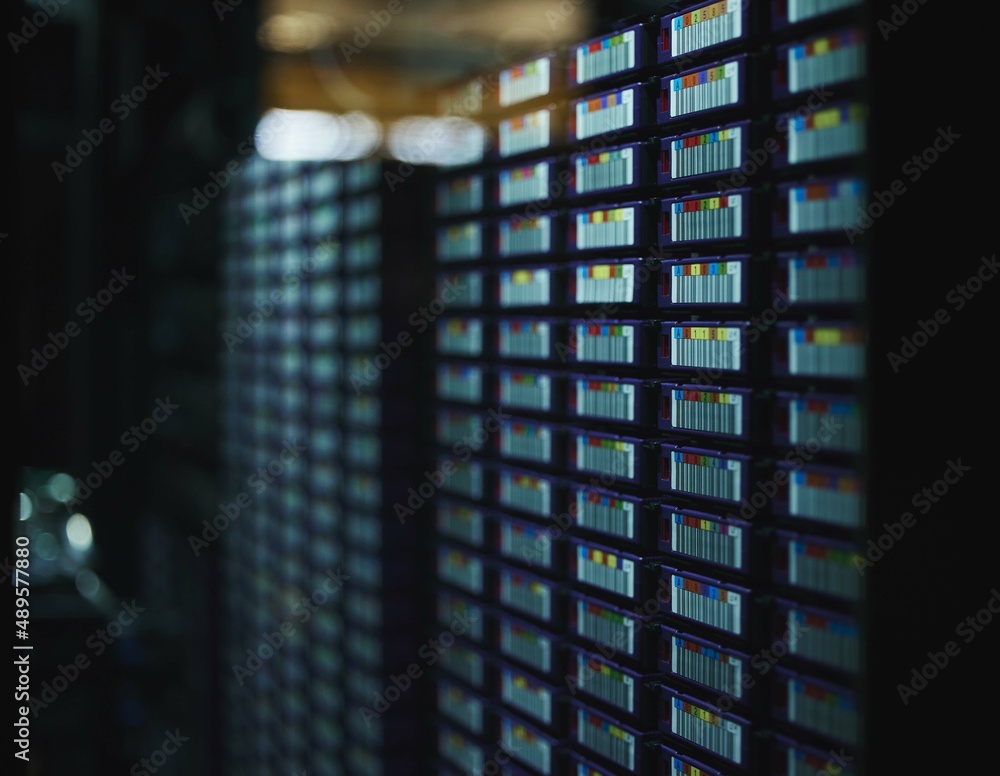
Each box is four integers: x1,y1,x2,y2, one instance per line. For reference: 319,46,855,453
575,598,635,655
669,451,742,503
788,327,864,377
575,653,635,713
789,0,862,23
789,398,861,452
502,670,553,725
576,207,635,249
789,470,863,528
577,709,635,770
501,719,551,775
436,411,480,447
499,109,551,157
787,678,859,745
438,549,483,594
576,544,635,598
788,256,863,304
670,697,743,764
669,61,740,118
437,503,484,546
576,379,635,422
670,326,741,370
437,222,482,261
575,264,635,304
576,435,635,480
500,422,553,464
576,490,635,540
437,319,483,356
575,88,634,139
439,271,482,308
670,260,742,304
789,104,865,163
500,57,551,106
501,519,552,568
438,683,484,735
788,32,865,93
501,620,552,673
436,364,483,404
499,162,550,206
669,0,744,58
500,268,551,307
575,323,635,364
575,147,634,194
671,573,742,634
788,179,864,234
671,512,743,569
576,30,636,83
499,371,552,412
669,194,743,242
437,176,483,216
671,635,744,697
439,729,484,774
500,571,552,621
499,321,550,359
670,125,742,179
789,539,861,600
439,644,483,687
787,609,860,673
445,462,483,500
499,472,552,517
670,388,743,436
500,216,552,256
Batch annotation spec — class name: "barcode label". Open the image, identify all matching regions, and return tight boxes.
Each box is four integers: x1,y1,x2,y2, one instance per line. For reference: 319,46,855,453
439,271,483,308
788,327,864,377
501,719,551,775
436,364,483,404
437,503,484,546
438,548,483,594
671,512,743,569
670,326,741,370
438,318,483,356
500,109,551,157
788,254,864,303
789,398,862,452
576,435,635,480
788,31,865,93
499,471,552,517
437,595,484,642
575,264,635,304
499,370,552,412
788,608,860,673
670,697,743,764
577,30,636,83
500,268,551,307
500,216,552,256
789,470,863,528
576,207,635,249
575,653,635,713
668,194,743,242
577,709,635,770
669,125,742,179
670,260,742,303
501,519,552,568
670,451,742,503
500,57,551,106
671,573,742,634
440,729,484,774
499,320,551,359
786,746,833,776
499,162,550,206
445,461,483,500
789,104,865,163
576,490,635,540
575,323,635,364
786,678,859,745
436,411,481,447
788,180,864,234
670,388,743,436
575,599,635,655
789,0,862,23
789,539,861,600
438,683,484,735
500,571,552,621
575,147,634,194
500,422,553,464
502,669,553,725
668,0,744,58
576,544,635,598
437,176,484,216
437,222,482,261
501,620,552,673
576,378,636,422
671,636,744,698
575,88,635,139
668,61,740,118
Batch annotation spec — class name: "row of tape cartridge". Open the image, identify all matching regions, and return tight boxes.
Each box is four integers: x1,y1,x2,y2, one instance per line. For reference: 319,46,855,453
432,0,867,774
